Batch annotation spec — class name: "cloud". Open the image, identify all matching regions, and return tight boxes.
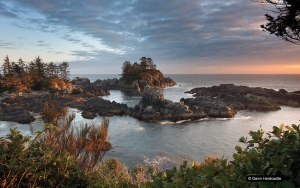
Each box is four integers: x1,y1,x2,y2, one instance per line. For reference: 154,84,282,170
2,0,300,71
0,2,18,18
36,40,50,47
0,39,17,49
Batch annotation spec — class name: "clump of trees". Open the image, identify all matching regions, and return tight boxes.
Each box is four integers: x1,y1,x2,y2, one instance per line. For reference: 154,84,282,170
0,55,70,92
120,57,164,86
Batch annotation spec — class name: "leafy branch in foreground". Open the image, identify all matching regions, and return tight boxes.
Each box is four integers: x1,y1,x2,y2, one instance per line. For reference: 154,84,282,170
255,0,300,45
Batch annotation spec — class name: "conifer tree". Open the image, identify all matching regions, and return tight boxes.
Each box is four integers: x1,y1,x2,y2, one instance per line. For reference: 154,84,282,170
34,56,45,80
2,55,12,76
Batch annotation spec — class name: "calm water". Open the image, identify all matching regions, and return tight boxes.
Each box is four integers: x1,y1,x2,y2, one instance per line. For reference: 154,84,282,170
1,74,300,169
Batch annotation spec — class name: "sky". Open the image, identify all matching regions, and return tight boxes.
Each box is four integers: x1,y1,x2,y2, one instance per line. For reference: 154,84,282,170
0,0,299,74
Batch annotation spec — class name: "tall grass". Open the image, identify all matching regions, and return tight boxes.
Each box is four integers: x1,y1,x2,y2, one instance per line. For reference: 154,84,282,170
40,96,110,173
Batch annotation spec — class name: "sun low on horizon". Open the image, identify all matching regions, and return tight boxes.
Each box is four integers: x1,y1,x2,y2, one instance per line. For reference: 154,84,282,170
0,0,299,75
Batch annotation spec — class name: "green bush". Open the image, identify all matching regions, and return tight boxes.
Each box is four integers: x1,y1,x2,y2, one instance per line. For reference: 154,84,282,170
1,124,300,187
0,128,88,187
142,124,300,188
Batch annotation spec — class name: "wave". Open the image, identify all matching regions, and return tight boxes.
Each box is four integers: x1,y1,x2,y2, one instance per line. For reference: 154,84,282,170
176,119,191,124
143,153,189,169
135,124,145,131
159,121,175,125
234,116,252,120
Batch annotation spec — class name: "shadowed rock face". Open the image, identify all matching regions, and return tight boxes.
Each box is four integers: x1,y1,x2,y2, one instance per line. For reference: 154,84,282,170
186,84,300,111
78,97,130,117
72,76,176,94
131,86,236,122
0,107,35,124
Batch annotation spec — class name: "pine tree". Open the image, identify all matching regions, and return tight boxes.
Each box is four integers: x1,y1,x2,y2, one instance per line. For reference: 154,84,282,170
2,55,12,76
59,62,70,80
34,56,45,80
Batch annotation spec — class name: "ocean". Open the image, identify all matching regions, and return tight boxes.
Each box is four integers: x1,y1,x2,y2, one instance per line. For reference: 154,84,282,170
1,74,300,169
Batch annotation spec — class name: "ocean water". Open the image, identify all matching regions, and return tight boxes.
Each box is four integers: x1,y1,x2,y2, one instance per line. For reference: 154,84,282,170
1,74,300,169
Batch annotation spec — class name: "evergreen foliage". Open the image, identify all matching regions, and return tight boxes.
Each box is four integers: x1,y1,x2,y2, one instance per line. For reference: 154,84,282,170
0,55,70,92
120,57,163,86
257,0,300,45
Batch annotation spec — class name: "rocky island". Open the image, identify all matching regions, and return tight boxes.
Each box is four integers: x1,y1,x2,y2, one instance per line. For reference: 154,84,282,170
1,56,300,124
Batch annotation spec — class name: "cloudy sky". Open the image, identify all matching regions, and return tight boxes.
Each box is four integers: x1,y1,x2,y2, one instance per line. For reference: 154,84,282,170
0,0,299,74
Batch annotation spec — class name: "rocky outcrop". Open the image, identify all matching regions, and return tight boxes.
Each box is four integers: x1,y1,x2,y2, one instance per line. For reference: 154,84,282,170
70,77,110,96
131,86,235,122
81,111,97,119
116,77,177,94
0,107,35,124
71,74,176,94
186,84,300,111
0,92,82,113
78,97,130,117
164,77,177,87
72,77,91,86
93,78,119,90
131,86,164,121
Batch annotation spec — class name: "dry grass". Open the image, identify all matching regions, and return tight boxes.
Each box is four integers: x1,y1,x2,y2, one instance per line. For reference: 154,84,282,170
193,155,221,169
40,97,110,173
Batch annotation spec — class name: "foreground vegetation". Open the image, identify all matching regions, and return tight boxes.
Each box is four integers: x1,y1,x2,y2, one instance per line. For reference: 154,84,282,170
1,120,299,187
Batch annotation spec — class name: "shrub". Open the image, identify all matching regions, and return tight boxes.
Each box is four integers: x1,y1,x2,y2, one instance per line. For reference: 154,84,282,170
0,128,88,187
87,158,133,187
41,98,110,173
143,124,300,187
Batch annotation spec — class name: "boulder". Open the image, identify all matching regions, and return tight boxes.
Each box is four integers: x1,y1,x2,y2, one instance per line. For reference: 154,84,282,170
0,107,35,124
81,111,97,119
79,97,129,117
93,78,119,90
72,77,91,86
164,77,177,87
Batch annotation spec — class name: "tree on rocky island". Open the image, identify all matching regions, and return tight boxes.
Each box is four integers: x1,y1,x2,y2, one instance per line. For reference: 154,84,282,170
256,0,300,45
121,57,159,85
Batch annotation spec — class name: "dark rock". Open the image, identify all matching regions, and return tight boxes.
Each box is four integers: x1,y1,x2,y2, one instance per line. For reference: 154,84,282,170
72,77,91,85
186,84,300,110
131,86,234,122
93,78,119,90
79,97,129,117
0,107,35,124
116,74,176,94
278,89,288,94
164,77,177,87
72,87,84,94
81,111,97,119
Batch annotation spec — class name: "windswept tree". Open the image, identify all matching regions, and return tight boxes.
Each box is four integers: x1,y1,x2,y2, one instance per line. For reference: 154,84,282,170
147,57,156,69
46,62,57,78
59,62,70,80
140,57,149,70
256,0,300,45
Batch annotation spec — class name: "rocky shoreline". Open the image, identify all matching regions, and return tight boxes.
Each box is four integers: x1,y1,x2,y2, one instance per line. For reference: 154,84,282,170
0,76,176,123
1,80,300,124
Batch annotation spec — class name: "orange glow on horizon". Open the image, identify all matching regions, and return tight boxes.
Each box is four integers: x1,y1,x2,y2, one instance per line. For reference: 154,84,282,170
183,64,300,74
